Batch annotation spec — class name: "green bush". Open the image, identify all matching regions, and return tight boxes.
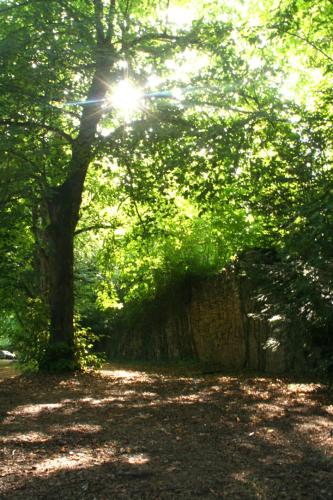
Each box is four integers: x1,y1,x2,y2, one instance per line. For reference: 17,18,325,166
74,323,106,371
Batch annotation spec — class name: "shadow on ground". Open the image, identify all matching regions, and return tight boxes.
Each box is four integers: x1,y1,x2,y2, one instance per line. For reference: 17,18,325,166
0,366,332,499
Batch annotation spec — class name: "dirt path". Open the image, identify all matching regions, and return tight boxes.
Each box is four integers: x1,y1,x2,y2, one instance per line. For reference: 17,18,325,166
0,366,332,499
0,361,20,380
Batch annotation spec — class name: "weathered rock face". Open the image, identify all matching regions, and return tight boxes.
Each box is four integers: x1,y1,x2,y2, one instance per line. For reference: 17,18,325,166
107,253,299,373
189,271,246,368
109,279,197,362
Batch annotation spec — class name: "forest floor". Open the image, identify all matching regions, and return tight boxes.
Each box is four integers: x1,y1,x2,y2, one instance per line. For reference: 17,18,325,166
0,364,332,499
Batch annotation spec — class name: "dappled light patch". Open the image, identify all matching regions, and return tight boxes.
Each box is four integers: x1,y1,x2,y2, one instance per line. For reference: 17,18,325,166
77,396,120,406
49,423,102,435
286,382,323,393
10,402,63,417
126,453,150,465
1,431,50,444
165,393,204,404
326,405,333,415
35,451,99,473
100,368,154,382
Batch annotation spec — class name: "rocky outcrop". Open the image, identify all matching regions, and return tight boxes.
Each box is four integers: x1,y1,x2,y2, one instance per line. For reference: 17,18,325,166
107,251,302,373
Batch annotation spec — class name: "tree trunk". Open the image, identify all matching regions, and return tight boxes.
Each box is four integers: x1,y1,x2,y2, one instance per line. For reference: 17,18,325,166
40,177,83,371
38,51,113,369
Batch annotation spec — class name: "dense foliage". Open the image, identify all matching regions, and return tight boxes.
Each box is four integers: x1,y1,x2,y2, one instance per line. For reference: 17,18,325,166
0,0,332,375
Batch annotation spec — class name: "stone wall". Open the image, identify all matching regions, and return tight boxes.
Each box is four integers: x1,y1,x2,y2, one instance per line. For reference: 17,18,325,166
108,256,291,373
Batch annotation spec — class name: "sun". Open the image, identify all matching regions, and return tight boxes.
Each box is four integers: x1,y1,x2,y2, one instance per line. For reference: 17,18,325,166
109,79,142,120
166,6,196,28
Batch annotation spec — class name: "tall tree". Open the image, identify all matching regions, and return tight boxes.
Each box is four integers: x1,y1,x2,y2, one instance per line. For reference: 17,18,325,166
0,0,206,369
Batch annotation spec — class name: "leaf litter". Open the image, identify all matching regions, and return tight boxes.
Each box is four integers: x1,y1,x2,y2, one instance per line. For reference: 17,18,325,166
0,365,332,499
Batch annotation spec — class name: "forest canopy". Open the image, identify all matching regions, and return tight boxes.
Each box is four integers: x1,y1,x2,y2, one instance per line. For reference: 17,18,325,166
0,0,332,373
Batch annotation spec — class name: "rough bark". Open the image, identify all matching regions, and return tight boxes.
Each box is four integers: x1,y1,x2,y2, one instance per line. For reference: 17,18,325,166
40,183,78,369
41,131,105,370
40,1,115,369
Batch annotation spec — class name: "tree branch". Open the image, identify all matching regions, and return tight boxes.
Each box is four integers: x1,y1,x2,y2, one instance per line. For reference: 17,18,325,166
106,0,116,44
93,0,105,46
57,0,91,21
283,29,333,63
123,163,147,232
74,223,116,236
0,0,56,14
6,149,48,188
123,32,187,50
121,0,131,19
0,119,75,144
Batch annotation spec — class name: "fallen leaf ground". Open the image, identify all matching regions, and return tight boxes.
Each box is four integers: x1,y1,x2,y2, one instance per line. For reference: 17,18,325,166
0,364,332,499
